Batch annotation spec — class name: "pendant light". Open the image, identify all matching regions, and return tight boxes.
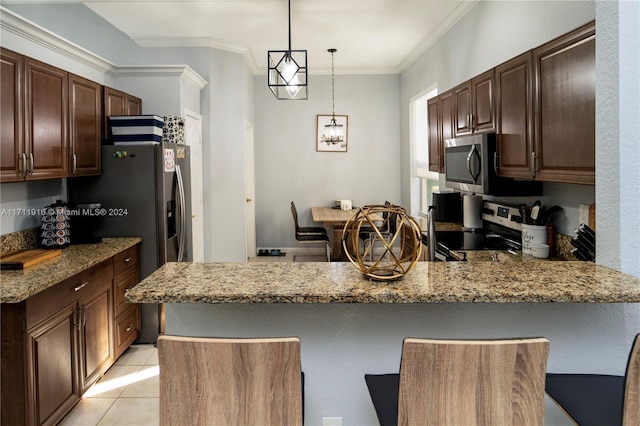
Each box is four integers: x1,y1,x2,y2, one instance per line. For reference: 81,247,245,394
267,0,307,100
323,48,343,144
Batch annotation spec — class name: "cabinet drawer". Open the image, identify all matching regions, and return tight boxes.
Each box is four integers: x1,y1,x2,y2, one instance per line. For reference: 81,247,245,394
114,266,139,317
113,245,138,276
26,260,113,330
115,305,139,358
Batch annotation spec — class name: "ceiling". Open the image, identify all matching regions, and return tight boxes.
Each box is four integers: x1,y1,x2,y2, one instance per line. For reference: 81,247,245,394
6,0,478,74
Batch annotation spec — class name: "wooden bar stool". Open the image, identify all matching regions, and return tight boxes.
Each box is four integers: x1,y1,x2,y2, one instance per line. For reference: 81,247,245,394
365,337,550,426
158,335,303,426
545,333,640,426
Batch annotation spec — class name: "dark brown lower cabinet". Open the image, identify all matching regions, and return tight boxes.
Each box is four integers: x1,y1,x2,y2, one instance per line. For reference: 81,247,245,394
78,277,114,395
1,244,140,426
25,303,80,426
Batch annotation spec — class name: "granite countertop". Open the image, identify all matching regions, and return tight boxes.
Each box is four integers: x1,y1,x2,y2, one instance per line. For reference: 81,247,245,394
1,238,141,303
126,261,640,304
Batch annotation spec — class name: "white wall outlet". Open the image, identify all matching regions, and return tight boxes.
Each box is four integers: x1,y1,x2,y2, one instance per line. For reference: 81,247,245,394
322,417,343,426
579,203,590,225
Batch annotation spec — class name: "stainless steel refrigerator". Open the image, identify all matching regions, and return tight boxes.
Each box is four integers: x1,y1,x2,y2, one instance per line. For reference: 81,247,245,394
68,142,192,343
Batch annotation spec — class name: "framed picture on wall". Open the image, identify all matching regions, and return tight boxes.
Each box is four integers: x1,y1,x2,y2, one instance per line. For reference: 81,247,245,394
316,115,348,152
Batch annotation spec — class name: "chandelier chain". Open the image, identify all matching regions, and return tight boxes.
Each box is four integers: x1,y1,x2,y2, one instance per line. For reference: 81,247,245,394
331,49,336,118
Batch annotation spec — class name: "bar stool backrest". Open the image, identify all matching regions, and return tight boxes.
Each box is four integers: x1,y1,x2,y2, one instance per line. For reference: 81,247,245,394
158,335,303,426
623,334,640,425
398,337,550,426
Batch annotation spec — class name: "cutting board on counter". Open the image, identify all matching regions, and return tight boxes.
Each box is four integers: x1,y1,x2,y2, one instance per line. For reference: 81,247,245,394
0,248,63,270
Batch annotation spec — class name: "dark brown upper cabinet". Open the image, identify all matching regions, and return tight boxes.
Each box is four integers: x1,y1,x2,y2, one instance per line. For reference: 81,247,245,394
495,52,536,179
1,51,70,182
1,48,143,183
533,21,595,185
427,96,441,172
103,86,142,143
69,74,102,177
427,90,455,173
454,69,495,136
1,48,24,182
24,57,69,180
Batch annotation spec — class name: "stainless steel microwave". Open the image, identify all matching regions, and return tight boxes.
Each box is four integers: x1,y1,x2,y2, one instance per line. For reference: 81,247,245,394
444,133,542,196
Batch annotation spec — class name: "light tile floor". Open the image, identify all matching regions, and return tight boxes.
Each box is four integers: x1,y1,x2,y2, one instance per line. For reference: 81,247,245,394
60,344,159,426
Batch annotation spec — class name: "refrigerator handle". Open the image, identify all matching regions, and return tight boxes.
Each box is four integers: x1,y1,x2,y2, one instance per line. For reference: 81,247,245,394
175,164,187,262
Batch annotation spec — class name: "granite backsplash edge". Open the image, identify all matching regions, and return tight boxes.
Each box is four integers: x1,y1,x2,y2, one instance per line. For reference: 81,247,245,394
1,227,579,260
1,227,40,254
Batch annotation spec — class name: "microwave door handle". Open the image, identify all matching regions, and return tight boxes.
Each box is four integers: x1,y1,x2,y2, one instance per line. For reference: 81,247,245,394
175,164,186,262
466,145,480,184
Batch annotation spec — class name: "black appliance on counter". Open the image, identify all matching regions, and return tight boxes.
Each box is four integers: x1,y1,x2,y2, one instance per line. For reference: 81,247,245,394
69,203,103,244
431,192,462,222
424,201,525,261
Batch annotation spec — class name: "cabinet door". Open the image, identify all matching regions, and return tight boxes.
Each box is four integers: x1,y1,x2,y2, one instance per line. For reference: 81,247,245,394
25,58,68,180
79,281,114,394
69,74,101,176
440,91,455,149
103,87,126,142
429,90,454,173
427,97,441,172
495,52,535,179
25,303,80,426
472,69,495,133
1,48,24,182
126,95,142,115
533,22,595,184
454,82,472,136
103,88,142,142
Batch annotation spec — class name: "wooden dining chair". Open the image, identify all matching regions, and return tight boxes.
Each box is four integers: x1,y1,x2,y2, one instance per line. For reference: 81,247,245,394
545,333,640,426
365,337,550,426
158,335,303,426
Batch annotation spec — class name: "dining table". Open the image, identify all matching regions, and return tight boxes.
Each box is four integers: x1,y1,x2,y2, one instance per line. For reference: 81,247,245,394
311,206,381,261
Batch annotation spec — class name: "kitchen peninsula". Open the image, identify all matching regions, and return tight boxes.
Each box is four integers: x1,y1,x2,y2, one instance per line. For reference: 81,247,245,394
128,261,640,425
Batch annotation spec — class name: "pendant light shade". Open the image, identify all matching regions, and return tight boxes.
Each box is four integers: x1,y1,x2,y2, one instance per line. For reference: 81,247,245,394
323,48,343,144
268,0,307,100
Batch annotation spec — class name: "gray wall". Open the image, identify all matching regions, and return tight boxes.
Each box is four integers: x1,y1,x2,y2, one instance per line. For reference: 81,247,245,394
253,73,401,249
596,1,640,276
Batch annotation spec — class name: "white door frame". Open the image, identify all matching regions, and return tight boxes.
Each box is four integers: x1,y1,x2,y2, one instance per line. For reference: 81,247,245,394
184,108,204,262
244,120,256,260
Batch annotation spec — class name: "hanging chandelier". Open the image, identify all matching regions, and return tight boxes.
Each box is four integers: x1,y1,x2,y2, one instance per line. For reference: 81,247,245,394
324,48,343,144
267,0,307,100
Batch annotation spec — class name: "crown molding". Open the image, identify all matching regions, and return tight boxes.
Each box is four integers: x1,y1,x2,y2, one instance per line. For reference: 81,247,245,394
113,65,208,90
397,0,478,73
0,6,116,73
132,36,258,74
1,7,209,88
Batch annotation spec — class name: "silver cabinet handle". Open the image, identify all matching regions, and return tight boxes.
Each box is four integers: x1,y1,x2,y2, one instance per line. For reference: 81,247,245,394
531,151,537,172
124,256,132,263
72,154,77,174
74,281,89,292
125,323,134,332
494,152,499,174
28,153,34,174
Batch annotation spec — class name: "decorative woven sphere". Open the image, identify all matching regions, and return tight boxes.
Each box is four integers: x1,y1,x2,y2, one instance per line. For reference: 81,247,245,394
342,204,422,281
